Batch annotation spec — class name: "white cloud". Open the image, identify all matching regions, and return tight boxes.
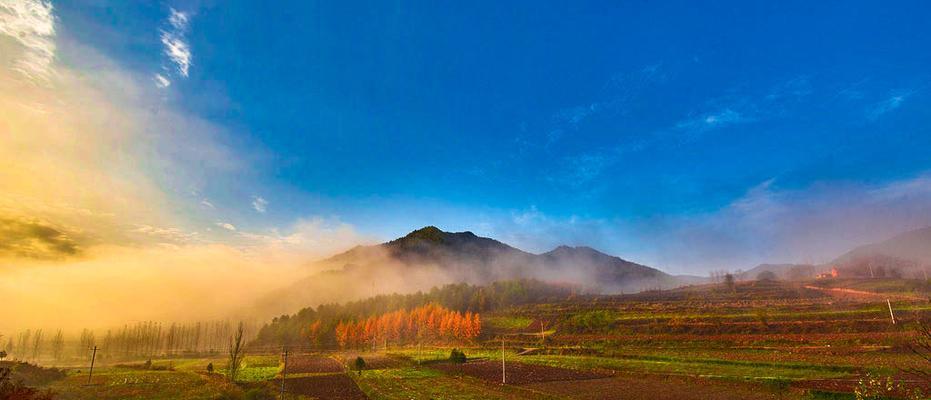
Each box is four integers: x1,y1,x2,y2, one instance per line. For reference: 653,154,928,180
158,7,191,83
153,73,170,88
0,0,56,82
167,7,189,30
216,222,236,231
161,31,190,77
130,224,199,243
199,199,214,208
635,174,931,273
233,217,369,257
251,196,268,213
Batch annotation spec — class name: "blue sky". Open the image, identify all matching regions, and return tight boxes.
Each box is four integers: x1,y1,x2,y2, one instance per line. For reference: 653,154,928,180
20,1,931,272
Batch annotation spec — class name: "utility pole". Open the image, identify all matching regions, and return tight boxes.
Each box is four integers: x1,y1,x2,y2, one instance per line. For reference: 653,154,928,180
279,347,289,399
501,336,506,385
87,346,98,385
887,299,897,325
540,321,546,345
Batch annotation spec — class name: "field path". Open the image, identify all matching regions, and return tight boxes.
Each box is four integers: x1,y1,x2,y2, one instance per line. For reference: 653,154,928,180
803,285,924,301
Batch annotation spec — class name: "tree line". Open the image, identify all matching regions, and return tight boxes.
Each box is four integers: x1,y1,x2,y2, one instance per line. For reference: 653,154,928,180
332,304,481,349
1,321,258,363
254,279,577,347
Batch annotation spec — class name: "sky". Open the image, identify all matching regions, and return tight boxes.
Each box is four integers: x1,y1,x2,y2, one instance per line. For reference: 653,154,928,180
2,0,931,292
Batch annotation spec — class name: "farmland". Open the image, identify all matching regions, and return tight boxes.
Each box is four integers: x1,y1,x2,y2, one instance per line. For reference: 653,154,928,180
6,278,931,399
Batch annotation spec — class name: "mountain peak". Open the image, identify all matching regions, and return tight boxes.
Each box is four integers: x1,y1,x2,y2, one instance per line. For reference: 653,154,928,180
402,226,447,242
545,245,604,257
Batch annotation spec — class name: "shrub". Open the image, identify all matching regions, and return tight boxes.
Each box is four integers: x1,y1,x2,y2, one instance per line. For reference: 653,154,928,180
566,310,616,333
449,348,467,363
0,368,55,400
206,362,214,373
353,357,366,375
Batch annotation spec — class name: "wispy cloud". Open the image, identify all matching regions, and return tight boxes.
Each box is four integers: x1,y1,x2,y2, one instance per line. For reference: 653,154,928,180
153,73,170,88
556,151,614,187
634,173,931,272
675,108,751,133
867,91,911,120
216,222,236,231
251,196,268,213
156,7,192,87
0,0,56,82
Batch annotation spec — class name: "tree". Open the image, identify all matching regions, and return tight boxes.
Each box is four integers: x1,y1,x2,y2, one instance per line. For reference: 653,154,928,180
206,362,214,373
227,322,246,382
449,348,467,363
353,357,366,375
52,329,65,361
906,320,931,383
723,273,736,293
31,330,42,361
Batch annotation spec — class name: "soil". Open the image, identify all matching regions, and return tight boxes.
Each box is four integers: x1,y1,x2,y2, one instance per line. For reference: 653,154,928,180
286,355,344,373
525,373,797,400
431,360,611,385
279,374,368,400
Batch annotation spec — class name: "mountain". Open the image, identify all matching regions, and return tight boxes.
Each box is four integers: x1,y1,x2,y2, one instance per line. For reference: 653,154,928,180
829,227,931,278
834,227,931,266
256,226,676,315
539,245,669,291
745,227,931,281
319,226,673,286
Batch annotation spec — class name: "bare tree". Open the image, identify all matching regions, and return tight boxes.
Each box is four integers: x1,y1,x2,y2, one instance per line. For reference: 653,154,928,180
31,330,43,361
906,320,931,383
51,330,64,361
226,322,246,382
724,273,736,293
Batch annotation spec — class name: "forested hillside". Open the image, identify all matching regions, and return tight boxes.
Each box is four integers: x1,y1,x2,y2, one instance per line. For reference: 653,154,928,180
253,280,577,347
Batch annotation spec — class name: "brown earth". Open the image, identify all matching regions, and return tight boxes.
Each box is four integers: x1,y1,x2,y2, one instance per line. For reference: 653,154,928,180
525,373,799,400
286,354,344,373
279,374,368,400
432,360,611,384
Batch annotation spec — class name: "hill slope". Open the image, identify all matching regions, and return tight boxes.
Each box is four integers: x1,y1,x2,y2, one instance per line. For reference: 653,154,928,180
747,226,931,280
257,226,676,315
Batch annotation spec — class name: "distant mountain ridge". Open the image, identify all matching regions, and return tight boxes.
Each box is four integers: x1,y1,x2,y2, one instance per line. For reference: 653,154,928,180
257,226,678,315
745,226,931,280
319,226,670,288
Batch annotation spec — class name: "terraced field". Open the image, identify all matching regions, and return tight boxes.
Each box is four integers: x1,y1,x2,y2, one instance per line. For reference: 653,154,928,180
18,279,931,399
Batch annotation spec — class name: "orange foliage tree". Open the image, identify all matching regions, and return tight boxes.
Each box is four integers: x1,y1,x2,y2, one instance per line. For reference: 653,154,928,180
325,303,481,349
